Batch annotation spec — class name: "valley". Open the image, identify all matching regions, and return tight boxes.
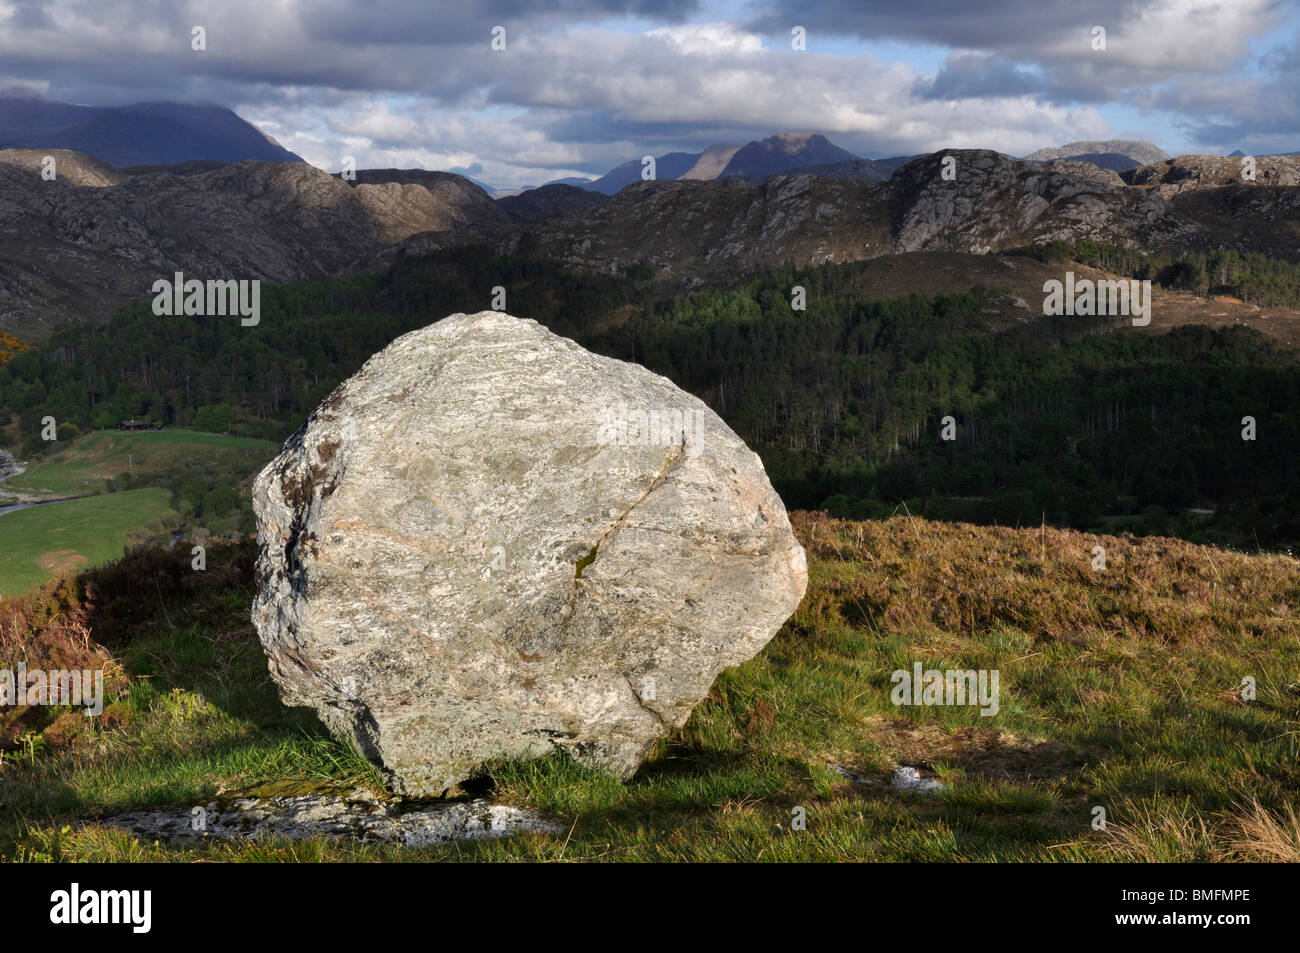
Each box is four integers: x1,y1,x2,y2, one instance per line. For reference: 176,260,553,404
0,429,276,593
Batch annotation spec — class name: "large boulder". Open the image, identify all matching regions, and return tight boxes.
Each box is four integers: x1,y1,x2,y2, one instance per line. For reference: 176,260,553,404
251,311,806,796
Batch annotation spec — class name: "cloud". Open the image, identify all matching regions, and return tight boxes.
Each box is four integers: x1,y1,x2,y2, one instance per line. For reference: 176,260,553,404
748,0,1287,101
0,0,1294,185
916,52,1047,100
232,22,1110,183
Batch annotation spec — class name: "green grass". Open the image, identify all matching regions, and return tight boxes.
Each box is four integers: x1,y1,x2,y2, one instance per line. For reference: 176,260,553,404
0,488,173,596
4,429,275,498
1,516,1298,862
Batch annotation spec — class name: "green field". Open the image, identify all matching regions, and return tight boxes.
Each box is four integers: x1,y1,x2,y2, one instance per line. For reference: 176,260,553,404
0,488,174,596
3,429,276,498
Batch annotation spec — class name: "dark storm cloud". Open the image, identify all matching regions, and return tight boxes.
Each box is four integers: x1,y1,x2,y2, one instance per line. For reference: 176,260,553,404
0,0,701,106
744,0,1132,50
298,0,699,45
7,0,53,28
747,0,1290,102
915,52,1047,100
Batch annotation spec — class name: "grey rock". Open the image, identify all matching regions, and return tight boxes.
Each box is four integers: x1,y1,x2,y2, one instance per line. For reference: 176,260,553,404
891,766,945,795
0,449,19,483
96,794,560,846
829,762,946,794
252,310,807,796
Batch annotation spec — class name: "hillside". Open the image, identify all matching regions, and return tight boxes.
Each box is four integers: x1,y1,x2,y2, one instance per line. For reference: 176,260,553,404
584,151,701,195
0,157,508,336
521,149,1300,280
1,513,1296,861
7,145,1300,335
680,143,741,180
496,183,610,222
1123,154,1300,194
338,168,511,238
0,148,125,186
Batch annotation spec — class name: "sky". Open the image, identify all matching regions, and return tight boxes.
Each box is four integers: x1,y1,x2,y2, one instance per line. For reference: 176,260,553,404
1,0,1297,188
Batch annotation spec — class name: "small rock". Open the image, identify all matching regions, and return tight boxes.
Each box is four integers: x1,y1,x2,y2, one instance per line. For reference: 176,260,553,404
890,766,946,795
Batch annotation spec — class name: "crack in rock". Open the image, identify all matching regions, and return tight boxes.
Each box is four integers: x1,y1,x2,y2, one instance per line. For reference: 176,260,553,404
561,442,689,633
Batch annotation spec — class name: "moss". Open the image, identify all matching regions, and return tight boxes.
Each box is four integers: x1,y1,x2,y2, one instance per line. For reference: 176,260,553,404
574,544,598,579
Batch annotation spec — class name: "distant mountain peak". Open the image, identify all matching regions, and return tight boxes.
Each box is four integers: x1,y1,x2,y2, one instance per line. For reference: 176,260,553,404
568,131,860,195
717,132,858,178
0,95,303,168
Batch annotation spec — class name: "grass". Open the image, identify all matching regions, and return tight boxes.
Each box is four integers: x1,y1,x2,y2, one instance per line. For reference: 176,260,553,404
3,429,275,498
1,513,1298,862
0,488,173,596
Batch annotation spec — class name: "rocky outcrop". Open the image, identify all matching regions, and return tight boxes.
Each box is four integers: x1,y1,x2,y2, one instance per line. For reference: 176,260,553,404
252,310,807,796
1037,159,1127,188
0,149,124,187
743,156,915,185
526,149,1198,277
343,168,512,238
527,173,897,280
890,150,1189,253
1123,154,1300,196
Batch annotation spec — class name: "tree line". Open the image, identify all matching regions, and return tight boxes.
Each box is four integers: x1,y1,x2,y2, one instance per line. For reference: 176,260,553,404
2,247,1297,550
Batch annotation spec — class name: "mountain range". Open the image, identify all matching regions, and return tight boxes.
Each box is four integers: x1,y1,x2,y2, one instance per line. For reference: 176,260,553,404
543,132,888,195
513,135,1169,198
4,138,1300,339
